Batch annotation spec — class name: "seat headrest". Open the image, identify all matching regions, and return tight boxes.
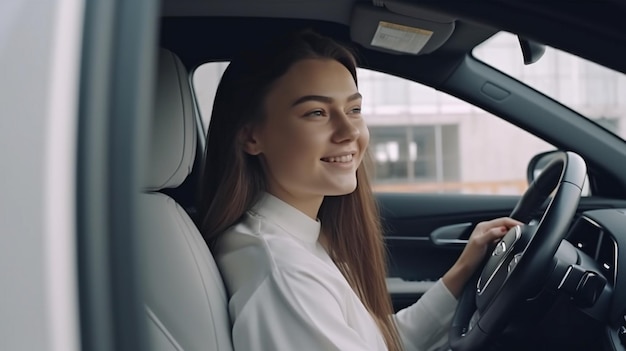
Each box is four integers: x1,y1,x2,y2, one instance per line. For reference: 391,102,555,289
144,49,197,191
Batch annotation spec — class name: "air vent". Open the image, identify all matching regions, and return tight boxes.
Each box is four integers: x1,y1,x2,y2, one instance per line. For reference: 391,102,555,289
566,216,602,257
567,216,618,286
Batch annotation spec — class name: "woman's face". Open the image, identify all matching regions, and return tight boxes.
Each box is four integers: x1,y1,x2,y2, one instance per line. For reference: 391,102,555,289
244,58,369,208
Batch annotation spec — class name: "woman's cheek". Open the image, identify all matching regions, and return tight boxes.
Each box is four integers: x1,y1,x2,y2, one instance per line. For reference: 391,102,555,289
360,123,370,147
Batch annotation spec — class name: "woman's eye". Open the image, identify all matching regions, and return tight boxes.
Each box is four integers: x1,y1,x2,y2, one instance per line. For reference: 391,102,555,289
305,110,325,117
349,107,362,115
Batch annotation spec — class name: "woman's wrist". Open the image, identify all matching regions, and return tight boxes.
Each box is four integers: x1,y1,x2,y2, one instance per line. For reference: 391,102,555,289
442,260,475,299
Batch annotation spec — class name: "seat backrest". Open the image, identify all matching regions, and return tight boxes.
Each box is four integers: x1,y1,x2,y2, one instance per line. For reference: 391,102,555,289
138,48,233,351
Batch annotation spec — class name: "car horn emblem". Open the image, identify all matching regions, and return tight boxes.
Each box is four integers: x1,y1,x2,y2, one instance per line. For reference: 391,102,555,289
492,240,507,256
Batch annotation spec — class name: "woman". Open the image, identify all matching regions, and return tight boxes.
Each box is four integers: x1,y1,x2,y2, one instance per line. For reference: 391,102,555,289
200,29,520,351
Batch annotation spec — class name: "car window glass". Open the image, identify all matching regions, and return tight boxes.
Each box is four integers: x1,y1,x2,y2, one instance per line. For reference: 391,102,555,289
474,31,626,142
193,62,555,196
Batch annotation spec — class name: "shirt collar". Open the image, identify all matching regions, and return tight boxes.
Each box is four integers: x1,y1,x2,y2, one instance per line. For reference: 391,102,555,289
250,193,321,243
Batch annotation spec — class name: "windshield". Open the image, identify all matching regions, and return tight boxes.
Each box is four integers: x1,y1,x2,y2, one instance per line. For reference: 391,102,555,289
473,32,626,141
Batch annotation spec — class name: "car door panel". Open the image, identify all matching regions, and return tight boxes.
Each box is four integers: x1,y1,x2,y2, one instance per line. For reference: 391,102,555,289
378,193,626,311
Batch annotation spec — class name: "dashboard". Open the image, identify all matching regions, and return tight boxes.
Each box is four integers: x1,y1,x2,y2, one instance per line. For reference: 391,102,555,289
564,209,625,350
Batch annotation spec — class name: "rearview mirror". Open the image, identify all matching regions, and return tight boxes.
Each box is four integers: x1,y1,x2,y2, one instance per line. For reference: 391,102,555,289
528,150,590,196
518,36,546,65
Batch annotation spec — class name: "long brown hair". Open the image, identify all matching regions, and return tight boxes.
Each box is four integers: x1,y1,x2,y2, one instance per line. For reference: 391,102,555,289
200,29,403,351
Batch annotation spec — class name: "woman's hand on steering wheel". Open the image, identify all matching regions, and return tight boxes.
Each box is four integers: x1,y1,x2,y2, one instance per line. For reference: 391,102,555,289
443,217,522,298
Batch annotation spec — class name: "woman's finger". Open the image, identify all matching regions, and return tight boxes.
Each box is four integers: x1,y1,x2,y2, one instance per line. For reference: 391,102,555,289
473,225,507,245
490,217,523,228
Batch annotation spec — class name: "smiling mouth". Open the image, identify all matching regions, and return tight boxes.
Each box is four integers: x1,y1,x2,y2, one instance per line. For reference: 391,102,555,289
321,154,354,163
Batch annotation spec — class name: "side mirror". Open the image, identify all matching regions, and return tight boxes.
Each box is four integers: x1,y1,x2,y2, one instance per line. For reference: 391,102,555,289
527,150,590,195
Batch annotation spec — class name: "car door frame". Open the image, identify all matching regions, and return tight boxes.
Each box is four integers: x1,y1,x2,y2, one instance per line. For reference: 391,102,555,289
76,1,160,351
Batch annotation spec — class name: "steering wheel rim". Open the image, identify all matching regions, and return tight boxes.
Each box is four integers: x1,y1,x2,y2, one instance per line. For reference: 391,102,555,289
449,151,587,351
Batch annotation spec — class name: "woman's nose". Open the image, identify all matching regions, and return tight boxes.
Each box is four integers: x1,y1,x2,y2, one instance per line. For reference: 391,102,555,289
331,112,360,143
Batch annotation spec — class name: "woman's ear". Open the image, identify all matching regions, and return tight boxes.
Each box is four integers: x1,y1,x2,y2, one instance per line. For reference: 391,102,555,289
239,125,262,155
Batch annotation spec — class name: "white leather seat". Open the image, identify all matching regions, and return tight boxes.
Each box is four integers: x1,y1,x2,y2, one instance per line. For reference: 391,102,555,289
138,48,233,351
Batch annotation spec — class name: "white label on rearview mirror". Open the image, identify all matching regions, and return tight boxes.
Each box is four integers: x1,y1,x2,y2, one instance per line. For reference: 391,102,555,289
371,21,433,54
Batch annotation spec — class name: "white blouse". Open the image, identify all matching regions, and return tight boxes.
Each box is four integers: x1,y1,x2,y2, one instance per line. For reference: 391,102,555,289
215,193,458,351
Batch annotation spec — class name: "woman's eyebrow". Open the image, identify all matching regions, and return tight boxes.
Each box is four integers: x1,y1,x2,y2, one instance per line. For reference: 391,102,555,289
347,92,362,102
291,92,362,107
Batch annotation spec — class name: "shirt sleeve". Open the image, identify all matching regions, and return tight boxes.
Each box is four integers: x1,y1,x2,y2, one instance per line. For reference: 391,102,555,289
393,279,458,351
231,267,381,351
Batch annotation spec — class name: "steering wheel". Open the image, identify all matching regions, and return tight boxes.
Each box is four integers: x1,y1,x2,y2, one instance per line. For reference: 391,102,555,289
448,151,587,351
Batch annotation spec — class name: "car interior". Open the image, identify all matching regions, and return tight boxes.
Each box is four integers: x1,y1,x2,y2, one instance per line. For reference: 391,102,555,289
77,0,626,350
